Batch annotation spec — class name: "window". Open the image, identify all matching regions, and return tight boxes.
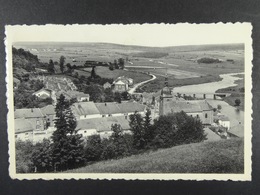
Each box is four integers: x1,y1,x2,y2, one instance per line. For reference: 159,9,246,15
205,113,208,118
102,115,106,117
36,120,40,125
196,115,199,118
84,131,87,133
125,115,127,119
108,114,112,117
36,125,40,130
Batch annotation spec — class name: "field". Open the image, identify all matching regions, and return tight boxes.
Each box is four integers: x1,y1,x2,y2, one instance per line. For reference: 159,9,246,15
67,138,244,173
74,66,151,83
13,42,244,91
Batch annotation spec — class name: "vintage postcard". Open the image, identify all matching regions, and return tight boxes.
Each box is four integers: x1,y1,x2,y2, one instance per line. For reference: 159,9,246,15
5,23,252,180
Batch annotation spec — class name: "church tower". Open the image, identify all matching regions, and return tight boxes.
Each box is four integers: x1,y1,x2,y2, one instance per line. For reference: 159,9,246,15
159,76,173,116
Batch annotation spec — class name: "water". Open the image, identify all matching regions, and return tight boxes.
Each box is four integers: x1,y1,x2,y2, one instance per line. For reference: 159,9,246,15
172,73,244,128
173,73,244,94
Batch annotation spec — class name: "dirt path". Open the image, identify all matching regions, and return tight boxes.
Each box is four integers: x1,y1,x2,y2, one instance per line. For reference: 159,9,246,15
128,73,156,94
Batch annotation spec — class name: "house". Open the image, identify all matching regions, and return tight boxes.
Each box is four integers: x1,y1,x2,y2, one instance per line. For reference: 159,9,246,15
215,114,230,130
41,105,56,128
76,116,131,139
15,118,34,141
95,102,146,118
103,82,112,89
114,80,128,92
71,102,101,120
71,101,146,120
114,76,133,86
113,76,133,92
55,90,90,102
14,108,46,133
32,88,52,99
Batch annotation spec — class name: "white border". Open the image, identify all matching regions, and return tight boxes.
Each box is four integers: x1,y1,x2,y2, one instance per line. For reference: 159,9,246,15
5,23,252,180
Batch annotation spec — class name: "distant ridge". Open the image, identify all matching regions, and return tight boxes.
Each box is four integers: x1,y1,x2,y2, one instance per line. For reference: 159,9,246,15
14,42,244,52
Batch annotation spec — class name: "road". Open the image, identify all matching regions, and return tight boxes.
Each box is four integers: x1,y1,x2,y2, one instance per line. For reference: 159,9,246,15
128,73,156,94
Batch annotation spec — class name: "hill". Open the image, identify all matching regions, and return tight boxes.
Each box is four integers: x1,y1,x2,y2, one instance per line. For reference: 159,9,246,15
67,138,244,173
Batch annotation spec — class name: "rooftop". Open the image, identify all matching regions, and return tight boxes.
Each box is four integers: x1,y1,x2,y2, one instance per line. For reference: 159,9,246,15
72,102,100,116
15,118,34,133
76,116,130,132
15,108,44,119
41,105,55,115
163,100,213,114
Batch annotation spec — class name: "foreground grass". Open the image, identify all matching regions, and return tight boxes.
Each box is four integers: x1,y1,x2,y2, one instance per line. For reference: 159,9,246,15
67,138,244,173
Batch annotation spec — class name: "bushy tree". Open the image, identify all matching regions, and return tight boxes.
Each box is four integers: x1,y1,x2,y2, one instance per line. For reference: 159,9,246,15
84,135,103,162
110,124,131,157
31,139,53,173
235,98,241,106
52,94,84,171
114,92,122,103
129,112,145,149
172,111,206,145
118,58,125,69
15,140,34,173
152,112,206,148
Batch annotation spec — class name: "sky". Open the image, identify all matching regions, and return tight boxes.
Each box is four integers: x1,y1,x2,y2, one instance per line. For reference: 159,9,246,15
6,23,251,47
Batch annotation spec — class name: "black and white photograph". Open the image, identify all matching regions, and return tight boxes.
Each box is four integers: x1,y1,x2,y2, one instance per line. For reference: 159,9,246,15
5,23,252,180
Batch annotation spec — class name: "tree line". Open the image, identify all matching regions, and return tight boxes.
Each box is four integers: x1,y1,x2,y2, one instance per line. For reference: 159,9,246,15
16,94,206,173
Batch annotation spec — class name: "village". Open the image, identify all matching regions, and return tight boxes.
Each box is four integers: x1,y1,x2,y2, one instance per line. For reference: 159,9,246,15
14,62,241,144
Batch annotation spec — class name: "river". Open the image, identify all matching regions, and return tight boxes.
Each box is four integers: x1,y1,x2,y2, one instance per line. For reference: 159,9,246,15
172,73,244,131
173,73,244,94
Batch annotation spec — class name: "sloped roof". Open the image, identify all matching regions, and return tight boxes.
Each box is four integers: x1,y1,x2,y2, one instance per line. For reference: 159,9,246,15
95,103,121,115
117,102,146,113
76,116,130,132
215,114,230,121
204,127,222,142
163,100,213,114
15,118,34,133
229,124,244,137
15,108,44,119
72,102,100,116
114,80,127,85
41,105,55,115
32,88,52,95
95,102,146,115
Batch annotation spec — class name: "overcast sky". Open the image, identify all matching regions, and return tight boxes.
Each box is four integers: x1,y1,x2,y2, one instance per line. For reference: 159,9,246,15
7,23,251,47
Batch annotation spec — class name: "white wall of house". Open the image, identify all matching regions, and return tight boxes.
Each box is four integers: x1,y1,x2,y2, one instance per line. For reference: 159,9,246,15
78,129,98,137
78,114,102,120
219,120,230,130
15,131,34,142
78,96,90,102
34,91,51,98
187,110,213,125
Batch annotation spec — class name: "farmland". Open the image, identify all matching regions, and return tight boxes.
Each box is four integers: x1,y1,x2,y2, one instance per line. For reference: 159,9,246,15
13,42,244,92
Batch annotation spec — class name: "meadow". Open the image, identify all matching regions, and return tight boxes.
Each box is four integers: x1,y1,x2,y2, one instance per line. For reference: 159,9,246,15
67,138,244,173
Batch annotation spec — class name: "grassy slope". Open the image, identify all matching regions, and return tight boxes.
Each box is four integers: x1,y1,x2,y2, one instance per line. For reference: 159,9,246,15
67,138,244,173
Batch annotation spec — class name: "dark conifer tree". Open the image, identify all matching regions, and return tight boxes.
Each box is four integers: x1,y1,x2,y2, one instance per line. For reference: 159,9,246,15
59,56,66,73
52,94,84,171
48,59,55,74
143,108,154,146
